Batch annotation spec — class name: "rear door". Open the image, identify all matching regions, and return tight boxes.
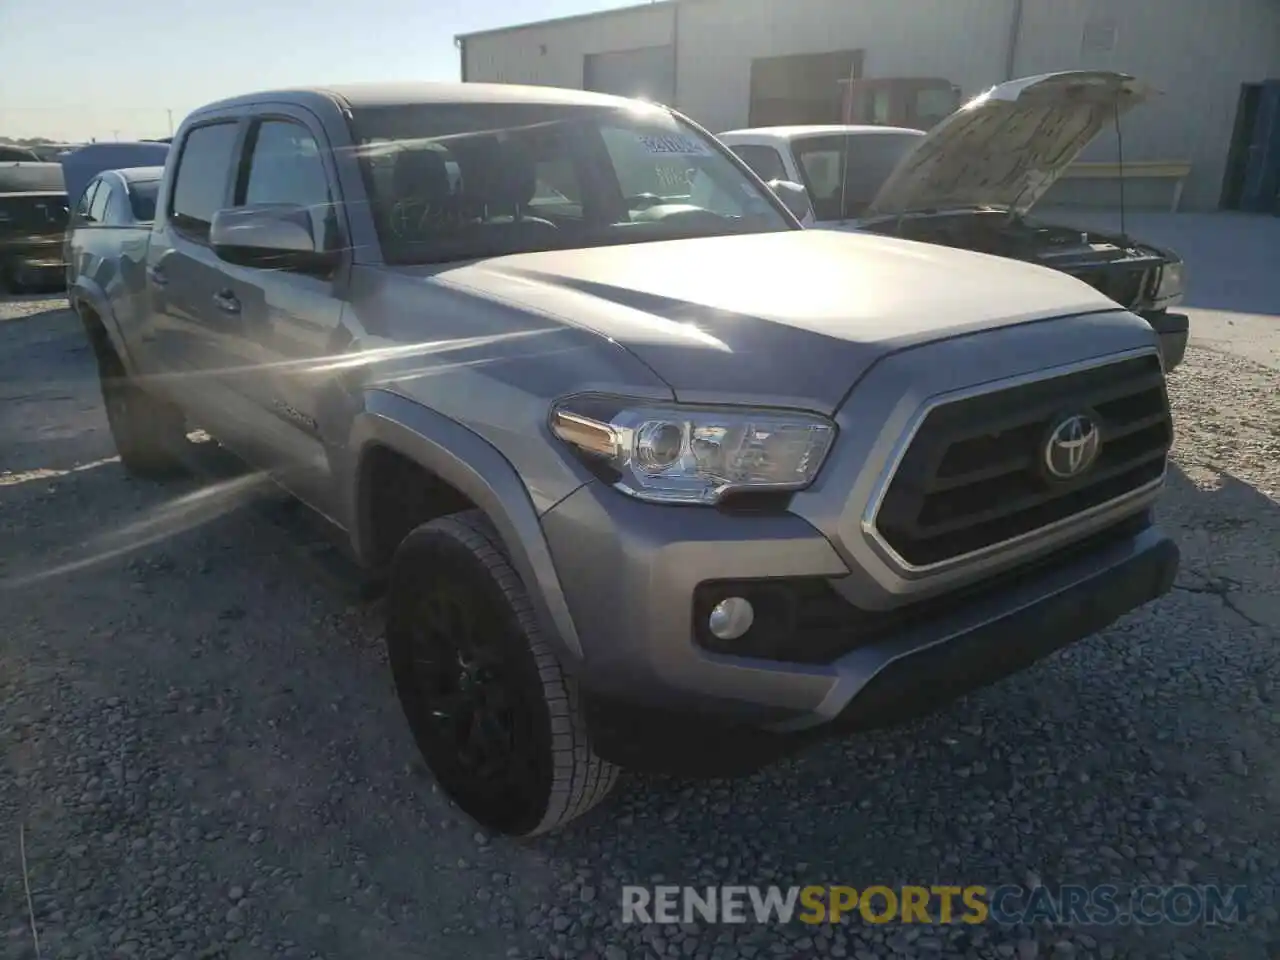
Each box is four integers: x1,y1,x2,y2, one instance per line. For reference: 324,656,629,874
144,116,246,413
100,179,158,344
83,179,120,291
203,108,349,518
65,177,101,285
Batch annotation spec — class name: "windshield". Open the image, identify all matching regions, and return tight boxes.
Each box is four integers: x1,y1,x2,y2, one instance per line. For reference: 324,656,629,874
127,180,160,222
791,132,922,221
0,163,65,193
0,194,70,233
347,102,791,265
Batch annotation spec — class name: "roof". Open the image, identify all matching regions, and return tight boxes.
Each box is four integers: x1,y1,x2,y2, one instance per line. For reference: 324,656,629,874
62,142,167,156
195,81,648,116
719,124,926,140
115,166,165,183
456,0,682,42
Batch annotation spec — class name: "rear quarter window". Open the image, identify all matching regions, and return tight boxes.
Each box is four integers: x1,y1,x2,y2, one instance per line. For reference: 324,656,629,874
128,181,160,222
170,121,240,238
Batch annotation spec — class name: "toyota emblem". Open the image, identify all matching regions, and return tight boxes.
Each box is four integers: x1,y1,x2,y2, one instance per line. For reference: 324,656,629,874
1043,413,1102,480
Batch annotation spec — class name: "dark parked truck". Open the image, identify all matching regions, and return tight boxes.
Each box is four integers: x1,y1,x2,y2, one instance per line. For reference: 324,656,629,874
71,82,1179,836
720,71,1191,373
0,162,69,293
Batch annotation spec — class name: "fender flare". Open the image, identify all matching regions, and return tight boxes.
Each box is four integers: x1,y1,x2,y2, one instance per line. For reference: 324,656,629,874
343,390,585,663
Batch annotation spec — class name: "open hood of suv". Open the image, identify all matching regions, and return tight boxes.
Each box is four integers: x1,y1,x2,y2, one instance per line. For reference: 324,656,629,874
864,71,1153,219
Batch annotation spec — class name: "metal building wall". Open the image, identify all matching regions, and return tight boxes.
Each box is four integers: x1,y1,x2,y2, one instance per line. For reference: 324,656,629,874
584,45,676,103
671,0,1015,133
461,4,675,90
460,0,1280,210
1012,0,1280,210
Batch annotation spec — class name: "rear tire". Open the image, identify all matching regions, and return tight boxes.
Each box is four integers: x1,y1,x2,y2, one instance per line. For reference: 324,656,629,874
95,343,188,479
386,509,618,836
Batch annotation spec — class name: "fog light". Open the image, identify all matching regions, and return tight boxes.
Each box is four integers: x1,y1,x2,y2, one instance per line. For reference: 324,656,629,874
708,597,754,640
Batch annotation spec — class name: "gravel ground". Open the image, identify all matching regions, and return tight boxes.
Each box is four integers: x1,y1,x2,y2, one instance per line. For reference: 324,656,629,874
2,294,1278,960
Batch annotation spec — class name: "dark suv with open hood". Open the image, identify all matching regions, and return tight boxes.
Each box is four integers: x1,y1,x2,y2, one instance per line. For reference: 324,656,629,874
721,71,1190,372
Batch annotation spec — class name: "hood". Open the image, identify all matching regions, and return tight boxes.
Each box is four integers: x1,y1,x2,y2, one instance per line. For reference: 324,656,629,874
865,71,1153,219
414,229,1121,412
59,142,169,207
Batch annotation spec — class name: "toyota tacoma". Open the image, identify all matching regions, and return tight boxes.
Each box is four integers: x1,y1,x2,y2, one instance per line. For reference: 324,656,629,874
71,82,1179,836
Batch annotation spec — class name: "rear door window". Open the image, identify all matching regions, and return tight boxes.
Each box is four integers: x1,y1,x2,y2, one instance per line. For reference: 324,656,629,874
88,182,113,224
730,144,788,182
77,180,100,221
170,121,240,239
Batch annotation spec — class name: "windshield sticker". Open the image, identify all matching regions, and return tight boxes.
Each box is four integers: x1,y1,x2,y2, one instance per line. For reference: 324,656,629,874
637,134,712,157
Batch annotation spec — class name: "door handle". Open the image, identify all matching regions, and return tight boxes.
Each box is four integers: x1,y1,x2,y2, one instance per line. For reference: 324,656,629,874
148,265,169,287
212,290,241,314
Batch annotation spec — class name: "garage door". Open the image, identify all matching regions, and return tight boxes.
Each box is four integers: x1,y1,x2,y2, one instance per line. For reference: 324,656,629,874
583,45,675,105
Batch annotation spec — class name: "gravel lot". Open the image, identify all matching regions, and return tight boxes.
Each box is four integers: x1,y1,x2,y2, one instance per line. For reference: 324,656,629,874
2,288,1278,960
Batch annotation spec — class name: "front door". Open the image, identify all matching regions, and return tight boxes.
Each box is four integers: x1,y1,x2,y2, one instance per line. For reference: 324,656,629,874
209,110,349,521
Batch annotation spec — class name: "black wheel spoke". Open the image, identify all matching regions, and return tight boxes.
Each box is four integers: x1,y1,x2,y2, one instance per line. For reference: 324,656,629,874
404,584,523,785
386,513,618,837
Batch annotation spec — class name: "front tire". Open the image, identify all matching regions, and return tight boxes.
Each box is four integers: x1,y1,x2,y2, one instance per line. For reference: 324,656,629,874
95,343,188,479
386,510,618,836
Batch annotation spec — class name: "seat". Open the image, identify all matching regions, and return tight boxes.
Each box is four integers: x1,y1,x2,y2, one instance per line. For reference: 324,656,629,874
387,146,455,240
460,140,559,246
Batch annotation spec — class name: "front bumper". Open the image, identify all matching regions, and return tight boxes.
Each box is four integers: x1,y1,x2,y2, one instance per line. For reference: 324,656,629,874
1142,310,1189,372
542,480,1178,771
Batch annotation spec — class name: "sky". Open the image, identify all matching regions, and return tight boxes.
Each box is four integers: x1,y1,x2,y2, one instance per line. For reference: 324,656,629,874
0,0,632,142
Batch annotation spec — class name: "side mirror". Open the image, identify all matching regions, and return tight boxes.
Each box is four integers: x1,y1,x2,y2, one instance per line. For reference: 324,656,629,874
210,204,338,274
767,179,813,223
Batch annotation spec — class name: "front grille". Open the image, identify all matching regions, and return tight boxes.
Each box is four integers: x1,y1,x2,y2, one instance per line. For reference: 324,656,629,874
874,353,1171,568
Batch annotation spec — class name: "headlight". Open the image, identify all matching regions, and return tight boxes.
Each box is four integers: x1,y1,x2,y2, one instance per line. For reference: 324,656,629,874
550,396,836,505
1154,260,1184,302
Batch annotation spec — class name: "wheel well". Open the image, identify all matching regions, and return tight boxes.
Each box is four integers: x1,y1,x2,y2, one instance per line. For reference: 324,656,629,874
361,445,476,568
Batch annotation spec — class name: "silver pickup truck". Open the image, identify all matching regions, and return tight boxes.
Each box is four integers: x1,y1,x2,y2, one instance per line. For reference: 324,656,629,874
67,82,1179,837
